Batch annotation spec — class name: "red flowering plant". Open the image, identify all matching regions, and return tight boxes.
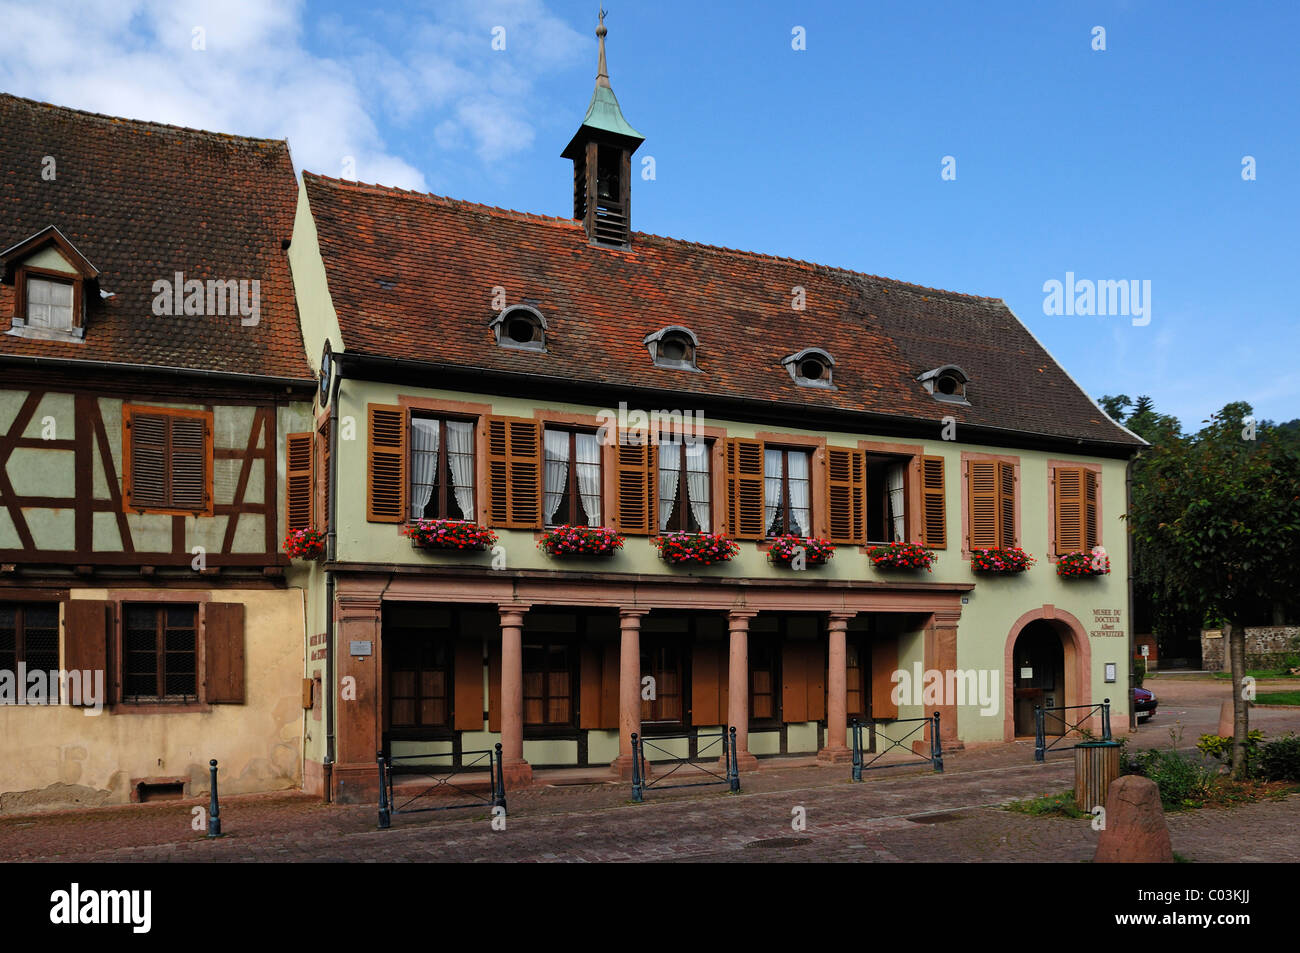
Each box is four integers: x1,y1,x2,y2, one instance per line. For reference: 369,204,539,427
653,531,740,565
866,541,937,572
767,535,836,567
284,528,326,561
1056,549,1111,577
969,547,1036,573
538,525,624,557
402,519,498,551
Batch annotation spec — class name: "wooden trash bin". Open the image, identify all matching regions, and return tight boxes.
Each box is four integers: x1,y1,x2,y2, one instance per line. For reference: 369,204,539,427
1074,740,1121,812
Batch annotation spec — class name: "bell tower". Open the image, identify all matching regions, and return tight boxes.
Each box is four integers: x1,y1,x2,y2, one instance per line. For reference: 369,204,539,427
562,9,644,247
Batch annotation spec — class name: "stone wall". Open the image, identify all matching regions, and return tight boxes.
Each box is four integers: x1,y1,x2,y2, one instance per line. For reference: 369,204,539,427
1201,626,1299,672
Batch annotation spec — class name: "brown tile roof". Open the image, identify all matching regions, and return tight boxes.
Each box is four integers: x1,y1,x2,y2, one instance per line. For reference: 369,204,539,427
304,172,1142,449
0,94,312,382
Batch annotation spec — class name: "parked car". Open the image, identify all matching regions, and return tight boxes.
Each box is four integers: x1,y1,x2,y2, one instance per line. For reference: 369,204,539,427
1134,686,1158,720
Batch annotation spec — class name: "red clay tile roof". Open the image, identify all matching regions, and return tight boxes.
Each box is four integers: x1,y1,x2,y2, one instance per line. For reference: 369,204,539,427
304,172,1141,448
0,93,312,382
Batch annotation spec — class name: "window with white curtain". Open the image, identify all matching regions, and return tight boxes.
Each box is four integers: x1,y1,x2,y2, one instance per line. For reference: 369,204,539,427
543,428,602,526
764,447,812,537
865,456,910,543
26,276,75,330
410,415,476,521
658,438,711,532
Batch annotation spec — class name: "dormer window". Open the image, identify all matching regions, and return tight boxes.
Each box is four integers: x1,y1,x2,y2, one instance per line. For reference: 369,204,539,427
644,326,699,370
782,348,835,388
917,365,971,404
25,275,75,330
490,305,547,352
2,225,98,343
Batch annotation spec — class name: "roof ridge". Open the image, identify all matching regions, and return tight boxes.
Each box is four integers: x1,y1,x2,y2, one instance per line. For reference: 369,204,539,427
303,171,1003,305
0,92,289,149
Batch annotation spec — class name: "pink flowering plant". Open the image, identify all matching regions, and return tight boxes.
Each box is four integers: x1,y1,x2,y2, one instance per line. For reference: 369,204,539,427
767,535,836,566
654,531,740,565
866,541,937,572
284,528,326,561
969,547,1035,573
402,519,498,551
538,524,624,557
1056,550,1110,577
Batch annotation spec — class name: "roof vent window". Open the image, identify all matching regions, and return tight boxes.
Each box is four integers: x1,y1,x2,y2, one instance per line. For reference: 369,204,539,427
490,305,547,352
782,348,835,389
917,365,971,404
644,326,700,370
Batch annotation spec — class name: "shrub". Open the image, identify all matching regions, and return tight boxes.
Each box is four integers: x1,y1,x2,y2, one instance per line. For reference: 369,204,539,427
1196,730,1263,775
1126,748,1214,808
1258,734,1300,782
1132,659,1146,688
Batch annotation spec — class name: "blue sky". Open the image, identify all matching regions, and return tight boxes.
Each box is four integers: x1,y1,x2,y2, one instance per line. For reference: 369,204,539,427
2,0,1295,429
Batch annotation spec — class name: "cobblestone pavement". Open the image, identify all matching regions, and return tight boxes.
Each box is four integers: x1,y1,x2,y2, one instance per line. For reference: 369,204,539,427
2,676,1295,863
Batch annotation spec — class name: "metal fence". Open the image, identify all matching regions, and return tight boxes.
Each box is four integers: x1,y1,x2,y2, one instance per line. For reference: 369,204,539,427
631,727,741,802
1034,699,1111,762
377,744,506,829
850,713,943,780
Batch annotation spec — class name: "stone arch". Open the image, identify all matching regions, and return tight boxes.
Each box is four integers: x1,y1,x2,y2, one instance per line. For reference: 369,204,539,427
1002,605,1092,741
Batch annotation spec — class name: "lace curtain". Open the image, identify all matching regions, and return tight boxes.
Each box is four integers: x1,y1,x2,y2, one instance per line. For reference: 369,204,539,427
410,418,439,519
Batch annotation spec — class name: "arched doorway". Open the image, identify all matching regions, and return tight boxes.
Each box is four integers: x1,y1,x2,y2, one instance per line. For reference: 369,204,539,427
1003,607,1092,742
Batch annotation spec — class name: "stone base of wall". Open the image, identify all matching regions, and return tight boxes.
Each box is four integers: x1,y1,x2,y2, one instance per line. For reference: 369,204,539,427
1201,626,1299,672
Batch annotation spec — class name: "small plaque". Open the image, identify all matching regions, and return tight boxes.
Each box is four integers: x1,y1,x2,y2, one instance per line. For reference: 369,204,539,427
1140,644,1150,657
1105,662,1117,683
350,640,373,657
1019,667,1033,679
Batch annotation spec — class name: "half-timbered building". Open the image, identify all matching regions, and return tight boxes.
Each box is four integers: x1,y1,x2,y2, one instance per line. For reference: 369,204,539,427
0,94,315,808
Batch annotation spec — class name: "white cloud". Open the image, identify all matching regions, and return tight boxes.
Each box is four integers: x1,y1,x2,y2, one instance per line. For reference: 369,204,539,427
0,0,584,189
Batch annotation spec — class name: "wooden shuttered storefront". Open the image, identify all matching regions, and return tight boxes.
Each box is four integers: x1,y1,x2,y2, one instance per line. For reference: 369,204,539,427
285,432,314,533
690,640,729,726
123,406,213,516
485,415,543,528
825,446,865,545
920,455,946,548
1054,466,1099,553
968,459,1017,549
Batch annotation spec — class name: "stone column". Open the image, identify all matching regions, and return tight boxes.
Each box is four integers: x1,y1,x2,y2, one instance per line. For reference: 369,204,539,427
611,608,647,779
498,604,532,786
818,612,854,763
727,610,759,771
331,586,383,803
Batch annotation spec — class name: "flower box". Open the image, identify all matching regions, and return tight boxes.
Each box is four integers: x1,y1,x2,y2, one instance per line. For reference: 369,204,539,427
654,531,740,565
969,547,1035,574
284,529,326,561
866,541,936,572
402,519,498,551
538,525,624,557
767,535,835,567
1056,550,1110,577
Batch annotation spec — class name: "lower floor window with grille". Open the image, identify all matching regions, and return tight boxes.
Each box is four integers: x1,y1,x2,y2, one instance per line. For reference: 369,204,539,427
0,602,60,702
387,633,451,731
124,604,197,702
641,640,683,725
523,640,573,726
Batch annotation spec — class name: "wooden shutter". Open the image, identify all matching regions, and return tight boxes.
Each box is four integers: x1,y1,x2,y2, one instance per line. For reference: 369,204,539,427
825,446,866,544
124,411,167,510
870,636,899,720
968,461,998,549
998,461,1017,548
781,640,808,723
1085,470,1099,550
726,438,766,540
485,416,542,529
366,404,406,523
600,641,619,730
453,640,484,731
615,438,656,534
1054,466,1085,553
204,602,245,704
285,432,315,533
64,600,111,707
920,455,946,548
805,640,826,721
487,640,502,732
579,643,603,729
691,640,728,726
170,415,208,511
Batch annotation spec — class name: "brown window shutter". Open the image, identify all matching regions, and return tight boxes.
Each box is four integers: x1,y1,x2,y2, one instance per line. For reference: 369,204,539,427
921,455,946,548
690,640,726,726
579,643,603,729
825,446,866,544
998,461,1017,548
169,414,209,512
600,640,620,730
726,438,766,540
1085,469,1100,550
487,640,502,732
805,640,826,721
64,600,111,707
366,404,406,523
485,416,542,528
125,411,169,510
453,639,483,731
615,438,656,534
1054,466,1085,553
204,602,245,704
870,636,899,720
285,432,315,533
781,639,808,723
968,461,998,550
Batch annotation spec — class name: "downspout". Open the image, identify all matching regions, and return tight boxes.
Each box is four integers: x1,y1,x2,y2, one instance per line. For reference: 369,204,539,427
1126,452,1139,732
323,362,342,801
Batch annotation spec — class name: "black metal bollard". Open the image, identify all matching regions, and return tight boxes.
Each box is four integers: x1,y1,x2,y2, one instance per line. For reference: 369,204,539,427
630,733,644,802
931,711,944,773
1102,698,1112,741
1034,706,1045,762
207,760,222,838
491,742,507,812
728,726,741,793
851,718,863,782
377,751,391,829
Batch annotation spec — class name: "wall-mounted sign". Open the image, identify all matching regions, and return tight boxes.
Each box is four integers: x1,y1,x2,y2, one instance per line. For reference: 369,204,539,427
350,640,372,657
1019,667,1033,679
1104,662,1117,683
1140,644,1150,657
